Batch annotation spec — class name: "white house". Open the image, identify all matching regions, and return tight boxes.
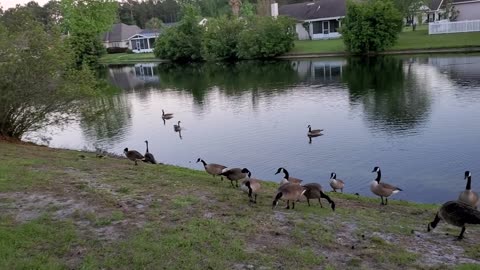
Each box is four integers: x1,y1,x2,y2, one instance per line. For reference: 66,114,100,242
274,0,346,40
102,23,161,53
451,0,480,21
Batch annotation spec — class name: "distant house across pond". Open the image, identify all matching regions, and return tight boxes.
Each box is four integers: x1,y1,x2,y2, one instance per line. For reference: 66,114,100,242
102,23,176,53
274,0,346,40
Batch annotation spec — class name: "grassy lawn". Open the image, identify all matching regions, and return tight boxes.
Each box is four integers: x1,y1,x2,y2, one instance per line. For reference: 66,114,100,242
290,29,480,55
99,52,159,64
0,140,479,269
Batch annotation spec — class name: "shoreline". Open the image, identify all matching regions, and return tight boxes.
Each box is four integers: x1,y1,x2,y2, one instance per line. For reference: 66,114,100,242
100,46,480,65
1,139,479,268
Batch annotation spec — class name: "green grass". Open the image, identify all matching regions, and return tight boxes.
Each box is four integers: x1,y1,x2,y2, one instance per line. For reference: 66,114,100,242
0,140,479,269
99,52,159,64
290,29,480,55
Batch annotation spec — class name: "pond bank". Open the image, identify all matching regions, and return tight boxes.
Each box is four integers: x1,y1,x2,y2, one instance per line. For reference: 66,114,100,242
0,140,479,269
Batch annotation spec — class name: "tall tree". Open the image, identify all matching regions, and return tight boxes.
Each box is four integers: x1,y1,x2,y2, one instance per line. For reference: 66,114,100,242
0,18,96,139
60,0,117,68
393,0,424,30
145,17,163,29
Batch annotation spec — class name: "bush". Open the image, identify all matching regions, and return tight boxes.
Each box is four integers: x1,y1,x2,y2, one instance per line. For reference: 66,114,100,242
67,33,106,68
202,16,245,61
154,6,204,62
106,47,128,54
237,16,296,59
342,0,403,54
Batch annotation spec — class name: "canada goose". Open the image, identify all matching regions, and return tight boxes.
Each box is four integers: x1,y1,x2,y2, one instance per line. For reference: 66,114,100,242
275,167,303,184
241,178,261,203
370,167,402,205
162,109,174,119
174,121,181,132
272,182,306,209
459,171,479,209
427,200,480,240
307,125,323,136
303,183,335,211
143,140,157,164
123,148,145,165
196,158,227,180
220,168,251,188
329,172,345,193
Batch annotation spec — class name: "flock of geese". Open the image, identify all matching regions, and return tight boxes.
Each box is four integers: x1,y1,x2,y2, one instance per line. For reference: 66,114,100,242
121,110,480,240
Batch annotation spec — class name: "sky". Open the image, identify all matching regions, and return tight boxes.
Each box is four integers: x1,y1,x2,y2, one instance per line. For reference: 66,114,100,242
1,0,50,9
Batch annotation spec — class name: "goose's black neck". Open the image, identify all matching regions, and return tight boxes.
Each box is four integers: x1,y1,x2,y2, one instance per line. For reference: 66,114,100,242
145,141,149,153
308,126,312,132
332,174,336,180
466,176,472,190
283,168,289,180
375,170,382,183
200,159,207,166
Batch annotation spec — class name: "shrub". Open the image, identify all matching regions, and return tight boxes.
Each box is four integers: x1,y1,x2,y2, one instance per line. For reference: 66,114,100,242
154,5,204,62
106,47,128,54
341,0,403,54
66,32,106,68
202,16,245,61
237,16,296,59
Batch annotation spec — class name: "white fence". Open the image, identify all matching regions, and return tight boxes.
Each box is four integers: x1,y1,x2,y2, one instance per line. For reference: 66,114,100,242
429,20,480,34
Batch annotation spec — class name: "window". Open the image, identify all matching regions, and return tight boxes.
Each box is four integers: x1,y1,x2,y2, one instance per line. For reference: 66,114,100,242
330,20,340,33
312,22,322,34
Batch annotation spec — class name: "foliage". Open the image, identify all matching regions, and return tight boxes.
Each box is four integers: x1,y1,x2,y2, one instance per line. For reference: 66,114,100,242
202,16,245,60
118,0,180,27
197,0,231,17
66,32,106,68
60,0,117,68
240,0,256,17
60,0,117,35
106,47,129,54
443,0,459,21
393,0,424,25
0,19,96,139
154,5,204,62
342,0,403,54
145,17,163,30
237,16,296,59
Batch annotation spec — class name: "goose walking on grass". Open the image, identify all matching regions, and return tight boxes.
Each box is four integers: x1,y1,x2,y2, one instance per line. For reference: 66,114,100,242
370,166,402,205
459,171,479,209
303,183,336,211
428,200,480,240
275,167,303,185
124,148,145,166
143,140,157,164
220,168,251,188
329,172,345,193
272,182,306,210
196,158,227,181
241,178,261,204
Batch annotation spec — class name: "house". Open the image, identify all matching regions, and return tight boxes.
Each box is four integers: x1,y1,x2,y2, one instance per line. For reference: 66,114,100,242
424,0,444,23
274,0,346,40
450,0,480,21
102,23,161,53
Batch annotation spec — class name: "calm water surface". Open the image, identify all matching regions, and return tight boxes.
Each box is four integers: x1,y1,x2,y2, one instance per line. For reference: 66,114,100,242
30,55,480,203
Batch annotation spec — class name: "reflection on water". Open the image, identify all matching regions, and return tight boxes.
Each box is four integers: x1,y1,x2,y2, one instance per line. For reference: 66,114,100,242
39,55,480,203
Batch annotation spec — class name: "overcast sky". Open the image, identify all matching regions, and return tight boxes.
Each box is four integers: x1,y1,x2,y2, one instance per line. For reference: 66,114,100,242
2,0,51,9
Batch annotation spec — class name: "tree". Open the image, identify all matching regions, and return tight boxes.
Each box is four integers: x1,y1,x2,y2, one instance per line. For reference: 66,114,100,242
0,19,96,139
202,16,245,60
237,16,296,59
154,5,204,62
342,0,403,54
60,0,117,68
393,0,424,30
145,17,163,29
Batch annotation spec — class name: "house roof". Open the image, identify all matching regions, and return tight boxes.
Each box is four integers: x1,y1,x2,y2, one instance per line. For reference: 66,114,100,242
102,23,142,42
279,0,346,21
426,0,444,10
451,0,480,3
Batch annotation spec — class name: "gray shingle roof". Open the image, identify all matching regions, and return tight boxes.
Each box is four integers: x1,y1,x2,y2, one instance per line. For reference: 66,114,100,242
279,0,346,21
426,0,444,10
102,23,142,42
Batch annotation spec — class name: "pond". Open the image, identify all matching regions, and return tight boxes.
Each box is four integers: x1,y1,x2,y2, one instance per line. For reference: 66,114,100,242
31,54,480,204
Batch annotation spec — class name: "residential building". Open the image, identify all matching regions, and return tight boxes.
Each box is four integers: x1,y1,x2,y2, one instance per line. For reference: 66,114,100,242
275,0,346,40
